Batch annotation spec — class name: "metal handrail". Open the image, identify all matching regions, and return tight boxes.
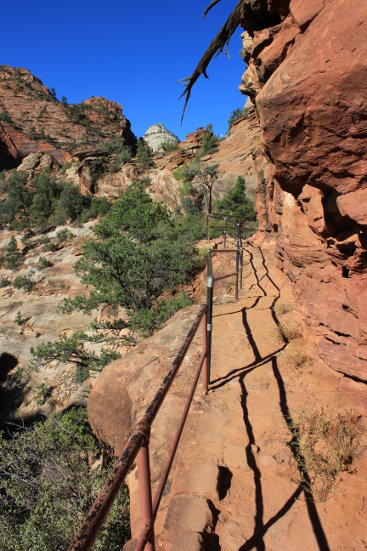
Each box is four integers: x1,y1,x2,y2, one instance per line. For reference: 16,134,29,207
69,305,208,551
70,213,247,550
205,227,243,382
207,212,248,242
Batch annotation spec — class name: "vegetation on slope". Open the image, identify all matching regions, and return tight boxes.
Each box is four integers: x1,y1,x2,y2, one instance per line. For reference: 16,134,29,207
0,408,130,550
60,181,201,328
0,170,110,231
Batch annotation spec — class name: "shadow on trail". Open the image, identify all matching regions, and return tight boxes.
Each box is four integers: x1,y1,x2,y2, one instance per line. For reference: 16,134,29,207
211,244,330,550
271,356,330,551
239,376,265,551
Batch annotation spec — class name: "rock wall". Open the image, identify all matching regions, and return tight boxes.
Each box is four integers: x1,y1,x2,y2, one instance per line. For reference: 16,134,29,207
210,107,265,201
240,0,367,412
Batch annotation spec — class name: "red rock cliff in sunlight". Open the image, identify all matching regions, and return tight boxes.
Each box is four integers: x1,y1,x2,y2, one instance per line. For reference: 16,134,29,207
0,66,135,168
239,0,367,413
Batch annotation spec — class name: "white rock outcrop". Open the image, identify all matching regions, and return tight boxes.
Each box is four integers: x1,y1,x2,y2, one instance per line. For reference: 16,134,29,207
143,123,178,153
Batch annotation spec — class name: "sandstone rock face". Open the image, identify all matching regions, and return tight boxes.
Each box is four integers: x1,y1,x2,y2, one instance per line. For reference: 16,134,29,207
240,0,367,411
143,123,178,153
0,223,97,421
0,66,135,168
88,305,203,455
211,106,266,201
17,151,59,173
88,305,205,537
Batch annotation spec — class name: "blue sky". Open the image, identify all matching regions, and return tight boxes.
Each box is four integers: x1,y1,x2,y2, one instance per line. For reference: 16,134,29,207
1,1,246,141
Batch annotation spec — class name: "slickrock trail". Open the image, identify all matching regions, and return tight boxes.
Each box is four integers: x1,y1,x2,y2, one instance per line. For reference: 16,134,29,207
156,242,367,551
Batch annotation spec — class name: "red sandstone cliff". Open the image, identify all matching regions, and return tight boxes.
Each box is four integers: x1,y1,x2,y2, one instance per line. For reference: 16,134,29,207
239,0,367,413
0,66,135,168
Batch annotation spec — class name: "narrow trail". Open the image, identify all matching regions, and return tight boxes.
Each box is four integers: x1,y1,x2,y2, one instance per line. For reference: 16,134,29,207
156,243,366,551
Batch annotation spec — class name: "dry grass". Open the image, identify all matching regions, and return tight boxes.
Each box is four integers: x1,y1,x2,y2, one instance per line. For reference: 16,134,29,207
278,319,303,341
291,408,358,501
284,346,310,369
283,339,310,369
275,299,294,316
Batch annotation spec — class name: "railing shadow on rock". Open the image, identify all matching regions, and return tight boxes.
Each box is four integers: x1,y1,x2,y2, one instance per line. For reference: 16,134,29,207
69,213,245,551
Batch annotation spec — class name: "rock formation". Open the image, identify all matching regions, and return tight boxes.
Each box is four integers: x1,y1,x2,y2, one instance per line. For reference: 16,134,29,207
0,66,135,168
143,123,178,153
210,104,264,201
94,122,263,210
239,0,367,413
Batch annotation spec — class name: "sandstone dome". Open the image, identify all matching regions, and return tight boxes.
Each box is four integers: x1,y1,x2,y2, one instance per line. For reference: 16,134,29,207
143,123,179,153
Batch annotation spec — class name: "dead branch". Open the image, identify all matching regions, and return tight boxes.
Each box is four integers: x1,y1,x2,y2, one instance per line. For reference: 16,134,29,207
202,0,222,18
179,0,243,123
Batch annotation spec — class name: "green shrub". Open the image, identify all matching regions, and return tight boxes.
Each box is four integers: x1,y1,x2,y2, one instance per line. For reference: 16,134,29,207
161,140,178,152
136,139,152,168
76,233,198,311
13,276,33,292
4,236,20,270
216,176,256,226
31,333,120,382
0,108,11,123
60,160,72,174
38,256,52,269
108,148,132,173
129,293,193,336
53,183,89,224
42,236,58,252
0,408,130,550
200,124,219,154
58,292,101,314
97,181,169,243
174,212,207,243
228,107,246,129
1,171,32,226
35,382,52,405
56,228,74,243
80,196,111,222
65,182,200,318
29,173,61,228
0,277,10,288
14,310,23,325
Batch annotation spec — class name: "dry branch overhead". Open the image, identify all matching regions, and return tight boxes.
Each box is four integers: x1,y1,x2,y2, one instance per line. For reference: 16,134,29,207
180,0,243,122
202,0,222,18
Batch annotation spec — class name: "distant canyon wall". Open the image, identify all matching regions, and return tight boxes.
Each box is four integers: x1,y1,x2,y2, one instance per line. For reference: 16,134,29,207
240,0,367,413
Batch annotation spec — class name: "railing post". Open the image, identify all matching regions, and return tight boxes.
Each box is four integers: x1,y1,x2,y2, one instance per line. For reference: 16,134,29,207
206,250,213,387
235,228,240,301
136,442,155,551
202,311,208,393
240,249,243,289
236,223,242,292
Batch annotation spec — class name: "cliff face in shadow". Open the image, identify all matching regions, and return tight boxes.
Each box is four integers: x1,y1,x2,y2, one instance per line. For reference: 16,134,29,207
239,0,367,413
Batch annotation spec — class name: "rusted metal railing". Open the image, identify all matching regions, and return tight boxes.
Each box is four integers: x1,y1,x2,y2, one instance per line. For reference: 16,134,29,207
205,237,242,379
70,212,246,550
207,212,238,242
69,305,207,551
